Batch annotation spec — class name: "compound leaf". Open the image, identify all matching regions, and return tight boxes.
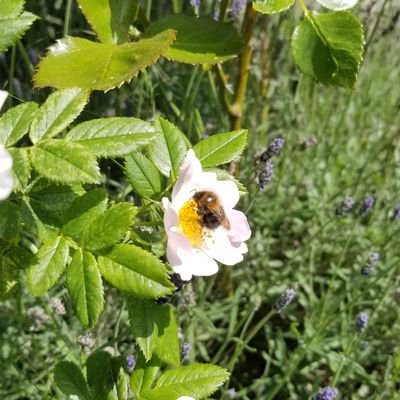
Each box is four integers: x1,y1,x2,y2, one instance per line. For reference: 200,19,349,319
67,249,104,328
65,117,157,157
34,31,176,91
81,202,136,251
145,15,243,64
29,88,89,143
27,235,69,295
0,101,38,146
97,244,174,298
30,139,101,184
193,130,248,167
291,11,364,89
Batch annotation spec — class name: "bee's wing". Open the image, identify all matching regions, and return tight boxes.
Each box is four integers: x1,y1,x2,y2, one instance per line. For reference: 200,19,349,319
211,207,231,230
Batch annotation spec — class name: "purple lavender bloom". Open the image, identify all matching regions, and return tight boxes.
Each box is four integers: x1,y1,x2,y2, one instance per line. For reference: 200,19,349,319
359,195,375,216
126,355,136,373
314,387,338,400
190,0,201,7
356,312,368,332
258,160,274,190
273,288,296,313
260,137,285,162
336,196,355,216
180,341,192,362
232,0,247,17
361,252,380,276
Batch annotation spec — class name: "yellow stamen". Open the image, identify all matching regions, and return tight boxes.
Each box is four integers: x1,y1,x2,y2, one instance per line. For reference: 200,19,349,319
179,199,203,246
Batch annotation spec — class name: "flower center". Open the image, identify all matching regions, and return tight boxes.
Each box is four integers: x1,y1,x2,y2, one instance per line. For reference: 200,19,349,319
178,199,203,246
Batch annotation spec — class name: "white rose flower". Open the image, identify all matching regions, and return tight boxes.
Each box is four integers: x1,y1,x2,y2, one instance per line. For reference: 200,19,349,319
0,145,13,200
177,397,195,400
0,91,13,201
163,149,251,281
0,90,7,109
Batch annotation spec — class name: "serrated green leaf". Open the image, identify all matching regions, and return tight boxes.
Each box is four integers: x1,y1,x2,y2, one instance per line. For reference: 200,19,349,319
78,0,139,44
81,202,136,251
86,350,116,400
54,361,91,400
253,0,295,14
0,101,38,146
141,364,230,400
27,235,69,295
130,352,160,397
0,257,18,300
33,31,176,91
29,88,89,143
205,168,248,195
128,298,180,366
65,117,157,157
125,152,161,198
145,15,243,64
98,244,174,298
19,198,59,242
0,246,32,300
0,201,20,241
147,117,188,179
67,249,104,327
193,130,248,167
28,180,81,227
31,139,101,184
0,0,38,53
8,147,30,192
291,11,364,89
63,189,108,238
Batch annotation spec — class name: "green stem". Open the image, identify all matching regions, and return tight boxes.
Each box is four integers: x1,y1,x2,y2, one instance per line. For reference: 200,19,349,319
227,310,275,371
114,300,126,354
219,0,230,21
8,45,16,106
63,0,73,36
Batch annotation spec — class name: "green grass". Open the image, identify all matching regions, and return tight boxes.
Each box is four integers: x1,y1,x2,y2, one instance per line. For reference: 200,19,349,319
1,1,400,399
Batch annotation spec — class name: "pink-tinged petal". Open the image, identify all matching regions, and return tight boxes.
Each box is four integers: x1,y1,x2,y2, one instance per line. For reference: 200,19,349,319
0,171,13,200
202,228,245,265
0,90,7,110
171,149,202,208
0,146,13,174
162,197,178,229
226,209,251,242
172,247,219,280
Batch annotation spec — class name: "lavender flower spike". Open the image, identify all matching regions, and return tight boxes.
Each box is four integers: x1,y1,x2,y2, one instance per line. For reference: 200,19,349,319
361,251,380,276
314,386,338,400
190,0,201,7
336,196,355,216
359,195,375,216
126,355,136,373
356,312,368,332
260,137,285,161
232,0,247,17
273,288,296,313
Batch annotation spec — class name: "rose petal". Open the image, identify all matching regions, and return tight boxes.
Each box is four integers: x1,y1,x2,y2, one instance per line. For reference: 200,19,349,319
0,171,13,200
0,90,7,110
226,209,251,242
0,145,13,174
172,246,219,280
202,228,245,265
171,149,202,208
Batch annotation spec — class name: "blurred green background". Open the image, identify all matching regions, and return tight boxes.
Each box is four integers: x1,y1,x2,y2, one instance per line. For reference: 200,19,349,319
1,0,400,399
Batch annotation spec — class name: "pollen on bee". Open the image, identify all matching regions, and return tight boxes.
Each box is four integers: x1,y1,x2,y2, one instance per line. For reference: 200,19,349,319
178,199,203,247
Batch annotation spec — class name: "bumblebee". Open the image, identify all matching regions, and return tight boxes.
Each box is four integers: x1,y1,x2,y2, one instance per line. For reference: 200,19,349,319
193,191,230,230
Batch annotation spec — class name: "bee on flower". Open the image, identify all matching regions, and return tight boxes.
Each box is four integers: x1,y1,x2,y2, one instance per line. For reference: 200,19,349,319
0,90,13,201
162,150,251,281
